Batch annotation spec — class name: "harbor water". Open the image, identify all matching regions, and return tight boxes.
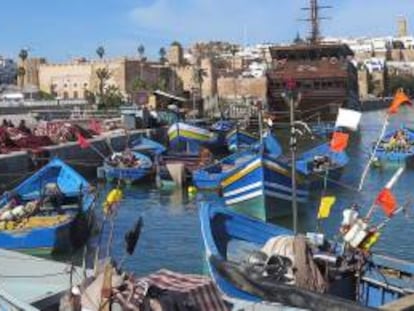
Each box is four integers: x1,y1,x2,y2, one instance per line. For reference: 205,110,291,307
88,109,414,276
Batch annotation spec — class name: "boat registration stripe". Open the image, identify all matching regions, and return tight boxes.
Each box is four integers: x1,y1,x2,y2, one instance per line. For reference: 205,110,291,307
263,159,305,184
221,159,261,188
223,181,262,197
264,189,308,203
264,181,309,196
225,189,263,205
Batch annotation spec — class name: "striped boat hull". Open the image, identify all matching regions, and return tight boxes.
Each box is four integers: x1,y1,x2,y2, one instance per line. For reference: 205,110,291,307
221,154,309,220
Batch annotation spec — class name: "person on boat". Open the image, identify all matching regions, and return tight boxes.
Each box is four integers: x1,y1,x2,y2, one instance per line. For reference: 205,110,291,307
1,119,8,128
394,130,409,151
0,192,22,220
18,119,31,134
199,147,213,166
340,203,360,235
43,183,64,215
7,120,14,128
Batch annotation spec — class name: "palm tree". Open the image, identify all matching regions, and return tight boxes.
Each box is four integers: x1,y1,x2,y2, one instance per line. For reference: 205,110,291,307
192,63,207,112
96,46,105,60
159,47,166,63
18,49,28,89
17,67,26,89
137,44,145,60
96,68,111,108
137,44,146,81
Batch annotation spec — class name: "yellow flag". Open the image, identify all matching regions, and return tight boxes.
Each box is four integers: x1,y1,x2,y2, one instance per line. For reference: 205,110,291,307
317,196,336,219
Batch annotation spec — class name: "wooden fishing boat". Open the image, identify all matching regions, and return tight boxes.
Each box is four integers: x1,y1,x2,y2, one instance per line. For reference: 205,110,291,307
103,151,153,184
200,203,414,310
374,127,414,163
129,137,166,156
218,131,306,220
168,122,228,155
193,131,282,193
225,128,258,152
192,150,255,191
221,152,309,220
0,158,95,254
296,142,349,187
211,119,234,133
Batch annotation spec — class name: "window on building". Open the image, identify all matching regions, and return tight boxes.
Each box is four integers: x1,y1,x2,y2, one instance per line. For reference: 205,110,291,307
84,83,88,88
73,91,78,99
314,81,321,89
63,91,69,99
73,83,77,88
64,83,68,88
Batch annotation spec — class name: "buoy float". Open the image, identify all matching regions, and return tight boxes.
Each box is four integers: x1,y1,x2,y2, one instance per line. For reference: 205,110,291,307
103,188,123,215
187,186,197,195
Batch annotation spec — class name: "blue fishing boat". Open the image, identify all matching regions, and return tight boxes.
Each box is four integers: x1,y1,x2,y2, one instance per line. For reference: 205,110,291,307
219,131,308,220
193,131,281,192
296,142,349,186
200,203,414,309
211,120,234,133
168,122,228,155
192,150,255,190
0,158,95,253
103,151,153,184
130,137,166,156
225,129,258,152
374,127,414,163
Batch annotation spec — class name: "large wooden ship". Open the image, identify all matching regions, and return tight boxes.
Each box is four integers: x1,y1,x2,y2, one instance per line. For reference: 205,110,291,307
266,0,360,121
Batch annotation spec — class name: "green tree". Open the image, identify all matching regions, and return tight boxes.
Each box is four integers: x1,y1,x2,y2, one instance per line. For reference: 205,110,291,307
96,67,111,107
96,46,105,59
159,47,167,63
137,44,145,60
18,49,29,89
17,67,26,89
38,90,55,100
132,77,148,92
102,85,124,108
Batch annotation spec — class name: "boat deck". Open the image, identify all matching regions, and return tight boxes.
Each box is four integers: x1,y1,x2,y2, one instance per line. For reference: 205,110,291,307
0,248,88,310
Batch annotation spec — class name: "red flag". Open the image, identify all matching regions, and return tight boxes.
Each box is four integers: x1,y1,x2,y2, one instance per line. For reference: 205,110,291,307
330,132,349,152
388,89,412,114
76,133,90,149
375,188,397,217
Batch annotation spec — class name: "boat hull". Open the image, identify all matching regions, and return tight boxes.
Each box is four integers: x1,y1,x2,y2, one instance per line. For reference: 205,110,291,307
0,158,95,254
200,203,414,309
221,154,309,221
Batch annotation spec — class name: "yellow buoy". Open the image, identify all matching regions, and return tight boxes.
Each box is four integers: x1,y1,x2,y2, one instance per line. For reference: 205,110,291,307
187,186,197,195
103,188,123,215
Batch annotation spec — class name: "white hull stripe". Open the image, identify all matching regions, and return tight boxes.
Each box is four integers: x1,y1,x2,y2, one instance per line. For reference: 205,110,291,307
264,181,309,196
264,189,308,203
225,190,263,205
223,181,262,198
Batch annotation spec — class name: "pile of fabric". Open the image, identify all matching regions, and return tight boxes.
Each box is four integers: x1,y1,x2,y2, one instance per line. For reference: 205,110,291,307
0,126,54,154
52,123,93,144
61,268,229,311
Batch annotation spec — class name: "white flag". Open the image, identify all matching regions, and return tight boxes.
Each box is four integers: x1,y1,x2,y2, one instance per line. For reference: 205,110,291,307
335,108,362,131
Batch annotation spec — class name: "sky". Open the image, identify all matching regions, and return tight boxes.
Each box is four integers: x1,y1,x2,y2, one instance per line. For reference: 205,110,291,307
1,0,413,61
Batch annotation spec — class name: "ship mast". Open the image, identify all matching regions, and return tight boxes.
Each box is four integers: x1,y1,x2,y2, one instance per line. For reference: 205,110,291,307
300,0,331,44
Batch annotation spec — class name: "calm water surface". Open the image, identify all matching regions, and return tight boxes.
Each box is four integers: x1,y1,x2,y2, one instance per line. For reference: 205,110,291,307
94,108,414,276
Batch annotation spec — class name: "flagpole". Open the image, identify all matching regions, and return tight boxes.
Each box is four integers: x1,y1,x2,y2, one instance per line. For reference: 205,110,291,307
289,93,298,234
358,113,389,191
